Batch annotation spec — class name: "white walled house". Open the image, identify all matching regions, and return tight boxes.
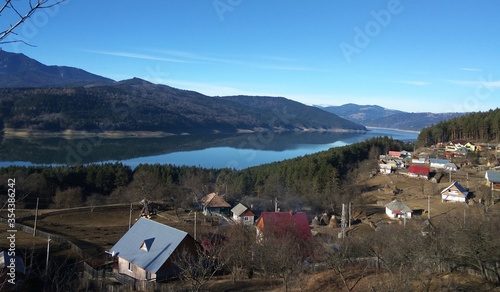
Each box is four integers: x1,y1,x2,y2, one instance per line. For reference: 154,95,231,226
385,199,412,219
231,203,255,225
379,163,392,174
441,181,469,203
430,158,450,169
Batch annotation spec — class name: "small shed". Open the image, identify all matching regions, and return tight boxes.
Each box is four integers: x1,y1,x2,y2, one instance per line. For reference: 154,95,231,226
441,181,469,203
385,199,412,219
231,203,255,225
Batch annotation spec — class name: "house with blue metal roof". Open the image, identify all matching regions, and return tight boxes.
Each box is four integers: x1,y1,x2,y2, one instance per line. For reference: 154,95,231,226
109,217,197,282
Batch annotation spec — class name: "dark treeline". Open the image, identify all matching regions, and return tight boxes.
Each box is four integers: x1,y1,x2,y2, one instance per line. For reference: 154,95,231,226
417,108,500,146
0,137,407,213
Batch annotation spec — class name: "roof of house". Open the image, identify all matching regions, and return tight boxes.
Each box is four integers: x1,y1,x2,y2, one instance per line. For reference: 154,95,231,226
201,193,231,208
256,211,312,241
444,162,458,169
231,203,254,217
0,250,25,273
385,199,412,213
485,170,500,183
429,158,450,165
408,165,430,175
440,181,468,196
110,217,189,274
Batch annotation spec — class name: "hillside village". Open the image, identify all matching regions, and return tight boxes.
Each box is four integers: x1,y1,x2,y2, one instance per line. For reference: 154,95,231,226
1,138,500,291
1,1,499,291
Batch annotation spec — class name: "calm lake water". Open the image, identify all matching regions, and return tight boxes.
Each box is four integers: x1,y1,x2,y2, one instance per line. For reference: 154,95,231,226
0,128,418,170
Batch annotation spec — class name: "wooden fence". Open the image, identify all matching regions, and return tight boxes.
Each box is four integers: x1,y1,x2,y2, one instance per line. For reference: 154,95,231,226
0,217,84,256
82,262,175,291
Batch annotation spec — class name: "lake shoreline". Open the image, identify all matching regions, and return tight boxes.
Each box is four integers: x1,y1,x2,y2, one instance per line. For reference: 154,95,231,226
2,127,367,139
366,126,421,134
0,128,418,169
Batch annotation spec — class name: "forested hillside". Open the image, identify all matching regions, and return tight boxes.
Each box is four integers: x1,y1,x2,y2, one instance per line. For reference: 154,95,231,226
417,108,500,146
0,78,365,134
0,137,404,212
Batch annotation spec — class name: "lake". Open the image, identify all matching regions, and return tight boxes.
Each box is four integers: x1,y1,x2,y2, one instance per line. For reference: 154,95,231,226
0,128,418,169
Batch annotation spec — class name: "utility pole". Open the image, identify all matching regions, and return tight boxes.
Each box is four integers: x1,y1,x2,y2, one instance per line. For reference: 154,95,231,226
341,203,346,239
492,182,495,206
274,197,278,212
194,212,197,241
33,197,39,236
129,203,133,229
45,236,51,276
427,193,430,219
348,202,352,228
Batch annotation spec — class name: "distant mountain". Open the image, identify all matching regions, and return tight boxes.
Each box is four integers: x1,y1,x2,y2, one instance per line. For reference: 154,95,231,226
0,78,366,135
317,103,466,131
0,49,114,87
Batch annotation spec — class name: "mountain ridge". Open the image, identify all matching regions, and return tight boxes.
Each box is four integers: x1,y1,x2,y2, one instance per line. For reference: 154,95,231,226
0,78,366,136
0,49,114,87
317,104,466,131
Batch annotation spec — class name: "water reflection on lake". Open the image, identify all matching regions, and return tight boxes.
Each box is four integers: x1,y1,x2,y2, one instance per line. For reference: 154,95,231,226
0,128,418,169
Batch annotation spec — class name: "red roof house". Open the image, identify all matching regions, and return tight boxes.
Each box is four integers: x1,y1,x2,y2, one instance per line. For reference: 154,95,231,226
388,151,402,157
408,165,430,179
255,211,313,257
255,211,312,242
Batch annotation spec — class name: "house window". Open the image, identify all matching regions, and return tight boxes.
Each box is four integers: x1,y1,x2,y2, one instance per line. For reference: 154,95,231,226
146,271,151,280
244,217,249,221
128,262,133,272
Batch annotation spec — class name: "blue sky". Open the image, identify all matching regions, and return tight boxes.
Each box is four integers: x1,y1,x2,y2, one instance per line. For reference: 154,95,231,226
4,0,500,113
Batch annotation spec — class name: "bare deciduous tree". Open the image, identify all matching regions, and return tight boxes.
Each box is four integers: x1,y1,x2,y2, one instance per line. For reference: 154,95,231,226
323,237,369,292
174,240,225,292
220,223,255,282
0,0,67,45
